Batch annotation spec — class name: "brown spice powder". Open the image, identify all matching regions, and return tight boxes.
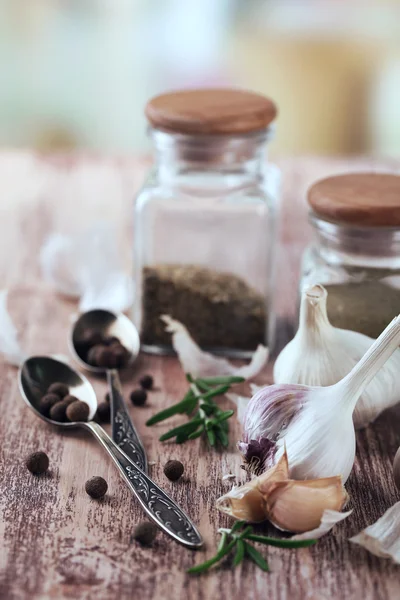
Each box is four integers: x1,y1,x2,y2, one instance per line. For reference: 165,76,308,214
141,264,267,351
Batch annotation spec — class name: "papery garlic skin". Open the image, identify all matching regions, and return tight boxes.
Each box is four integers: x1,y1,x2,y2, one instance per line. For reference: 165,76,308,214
273,284,400,429
241,315,400,483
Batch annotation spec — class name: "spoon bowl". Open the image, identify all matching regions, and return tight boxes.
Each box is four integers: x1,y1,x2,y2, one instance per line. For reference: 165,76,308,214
70,309,140,373
19,355,98,427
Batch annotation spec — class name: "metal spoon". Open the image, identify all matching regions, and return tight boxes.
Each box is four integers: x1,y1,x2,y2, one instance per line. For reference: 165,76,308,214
69,309,147,473
18,356,203,549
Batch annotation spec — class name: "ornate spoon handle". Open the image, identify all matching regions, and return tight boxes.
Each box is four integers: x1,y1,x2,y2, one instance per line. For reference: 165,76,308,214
84,420,203,548
107,369,148,473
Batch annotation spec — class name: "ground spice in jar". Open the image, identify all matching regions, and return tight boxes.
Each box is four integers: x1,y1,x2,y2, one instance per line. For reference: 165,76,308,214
325,280,400,339
141,264,266,351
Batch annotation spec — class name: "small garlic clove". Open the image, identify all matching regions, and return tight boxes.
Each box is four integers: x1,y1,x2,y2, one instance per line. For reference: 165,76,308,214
290,509,352,541
393,447,400,490
264,476,347,533
161,315,268,380
216,481,266,522
216,451,290,523
350,501,400,563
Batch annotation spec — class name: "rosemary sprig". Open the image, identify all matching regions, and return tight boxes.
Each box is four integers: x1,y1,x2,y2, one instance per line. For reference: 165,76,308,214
146,374,244,447
187,522,317,574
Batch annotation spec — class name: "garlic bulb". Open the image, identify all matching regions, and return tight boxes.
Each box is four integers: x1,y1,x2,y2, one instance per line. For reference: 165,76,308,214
217,450,349,534
274,284,400,428
240,314,400,483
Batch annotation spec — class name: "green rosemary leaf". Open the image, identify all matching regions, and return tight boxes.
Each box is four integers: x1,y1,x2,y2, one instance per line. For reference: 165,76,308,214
159,418,204,441
244,542,270,572
215,427,229,447
201,403,217,417
194,380,212,393
206,428,216,446
238,526,253,540
213,410,235,423
233,539,245,567
230,520,246,534
187,426,205,440
176,432,188,444
199,384,230,401
187,540,236,574
246,534,317,549
146,391,195,426
198,376,245,386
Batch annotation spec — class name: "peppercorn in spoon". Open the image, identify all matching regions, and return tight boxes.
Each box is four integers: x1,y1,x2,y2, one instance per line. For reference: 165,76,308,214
69,309,147,472
18,356,203,549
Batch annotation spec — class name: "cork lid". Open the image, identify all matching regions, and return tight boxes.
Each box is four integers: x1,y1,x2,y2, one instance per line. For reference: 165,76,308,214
308,173,400,227
145,89,277,135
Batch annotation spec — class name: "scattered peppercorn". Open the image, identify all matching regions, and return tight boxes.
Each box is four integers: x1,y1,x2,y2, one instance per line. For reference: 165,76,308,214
39,393,60,416
85,476,108,499
105,392,110,403
47,382,69,398
132,522,158,546
25,451,49,475
130,389,147,407
139,374,154,390
96,401,110,423
50,400,69,422
163,459,184,481
66,400,90,422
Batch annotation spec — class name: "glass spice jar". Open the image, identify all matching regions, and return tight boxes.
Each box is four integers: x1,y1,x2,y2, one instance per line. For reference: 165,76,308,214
133,89,280,357
300,173,400,338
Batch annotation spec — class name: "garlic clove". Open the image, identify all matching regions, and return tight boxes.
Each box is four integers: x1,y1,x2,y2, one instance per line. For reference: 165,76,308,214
290,509,352,541
161,315,268,380
265,476,348,533
216,481,266,523
350,502,400,564
216,451,289,522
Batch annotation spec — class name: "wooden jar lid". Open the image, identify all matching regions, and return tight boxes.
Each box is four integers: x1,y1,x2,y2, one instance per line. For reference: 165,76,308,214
308,173,400,227
145,89,277,135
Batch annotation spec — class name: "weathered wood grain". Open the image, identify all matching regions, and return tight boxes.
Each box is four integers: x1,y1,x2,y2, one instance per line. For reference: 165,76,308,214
0,152,400,600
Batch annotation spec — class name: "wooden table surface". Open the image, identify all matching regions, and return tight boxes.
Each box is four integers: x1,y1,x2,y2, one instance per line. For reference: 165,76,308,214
1,151,400,600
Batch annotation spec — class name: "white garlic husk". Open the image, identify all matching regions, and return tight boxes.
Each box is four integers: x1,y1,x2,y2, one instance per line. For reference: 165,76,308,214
274,284,400,428
240,315,400,483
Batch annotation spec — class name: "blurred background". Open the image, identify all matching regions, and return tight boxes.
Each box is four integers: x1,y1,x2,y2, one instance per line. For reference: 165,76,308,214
0,0,400,157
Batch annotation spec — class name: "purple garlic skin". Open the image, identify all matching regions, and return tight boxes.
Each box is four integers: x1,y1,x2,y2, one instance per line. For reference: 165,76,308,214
239,384,307,473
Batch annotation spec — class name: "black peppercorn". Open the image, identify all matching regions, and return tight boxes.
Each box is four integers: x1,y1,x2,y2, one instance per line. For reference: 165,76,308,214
96,401,110,423
163,459,184,481
111,344,129,368
130,389,147,407
47,382,69,398
66,400,90,422
105,392,110,403
63,394,79,406
132,522,158,546
39,393,60,416
103,336,120,346
25,451,49,475
139,374,154,390
50,400,69,422
85,476,108,499
81,329,105,346
87,344,104,366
